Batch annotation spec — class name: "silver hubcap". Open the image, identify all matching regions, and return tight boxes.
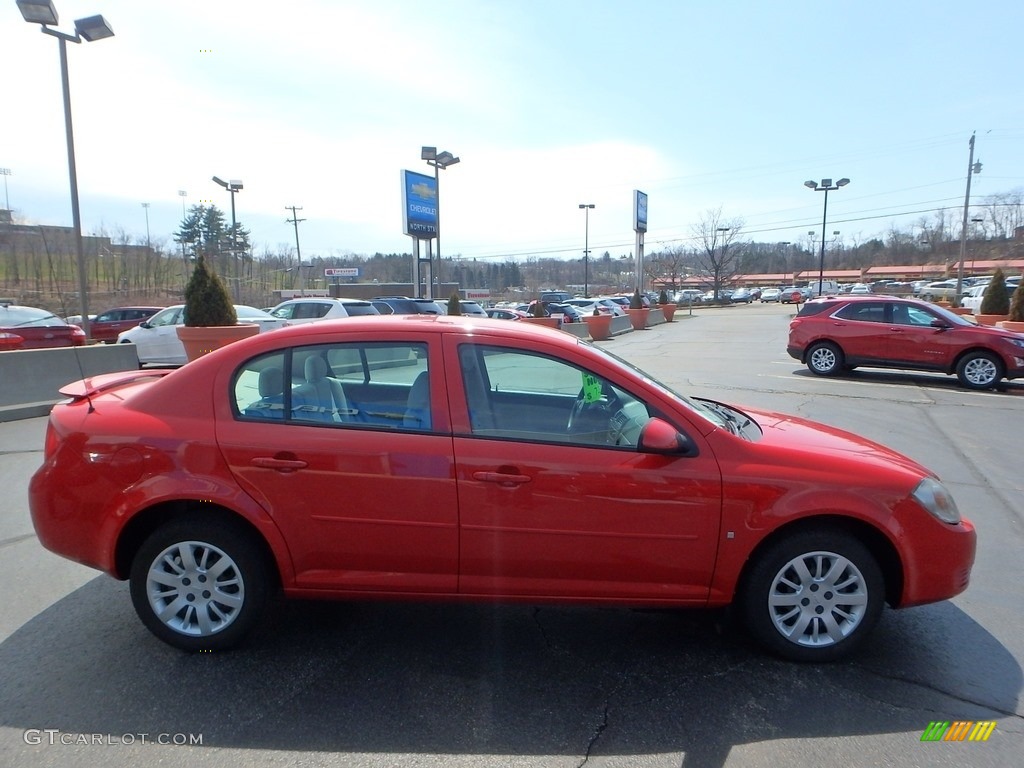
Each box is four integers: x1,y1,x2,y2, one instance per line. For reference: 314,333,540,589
963,357,997,386
768,550,868,647
810,347,836,372
146,541,245,637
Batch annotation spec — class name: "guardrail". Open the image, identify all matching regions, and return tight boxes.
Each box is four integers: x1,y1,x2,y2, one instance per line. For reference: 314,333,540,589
0,344,140,422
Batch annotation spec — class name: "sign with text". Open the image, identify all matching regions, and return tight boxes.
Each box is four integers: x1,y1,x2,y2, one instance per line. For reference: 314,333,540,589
402,170,438,239
633,189,648,233
324,268,359,278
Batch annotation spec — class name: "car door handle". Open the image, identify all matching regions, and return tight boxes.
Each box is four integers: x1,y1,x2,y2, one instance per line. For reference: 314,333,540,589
251,457,308,472
472,471,531,487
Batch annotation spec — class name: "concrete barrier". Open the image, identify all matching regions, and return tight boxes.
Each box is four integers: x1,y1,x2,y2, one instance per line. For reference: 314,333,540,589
0,344,140,422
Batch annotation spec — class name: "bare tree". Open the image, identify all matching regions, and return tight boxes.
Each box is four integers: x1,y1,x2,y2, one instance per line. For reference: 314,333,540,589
691,208,745,299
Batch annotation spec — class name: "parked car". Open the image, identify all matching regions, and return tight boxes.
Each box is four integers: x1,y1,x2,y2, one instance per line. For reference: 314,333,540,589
848,283,872,295
918,280,961,302
485,307,527,321
269,297,378,324
117,304,288,366
788,295,1024,389
30,315,975,661
0,302,86,350
962,282,1017,314
457,300,489,317
703,289,733,302
371,296,445,315
779,287,807,304
759,288,782,303
729,288,755,303
562,298,613,316
674,289,704,305
594,297,627,316
87,306,164,343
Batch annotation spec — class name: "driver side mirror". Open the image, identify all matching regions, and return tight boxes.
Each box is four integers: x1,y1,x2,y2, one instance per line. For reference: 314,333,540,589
638,417,697,456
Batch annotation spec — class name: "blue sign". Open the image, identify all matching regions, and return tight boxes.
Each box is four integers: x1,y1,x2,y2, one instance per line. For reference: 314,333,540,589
402,170,438,239
634,189,648,233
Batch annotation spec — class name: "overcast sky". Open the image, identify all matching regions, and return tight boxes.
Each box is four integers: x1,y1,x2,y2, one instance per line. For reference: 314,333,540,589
3,0,1023,264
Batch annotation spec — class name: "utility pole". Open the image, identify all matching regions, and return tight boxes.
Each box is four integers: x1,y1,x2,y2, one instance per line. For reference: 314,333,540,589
285,206,306,296
956,133,982,302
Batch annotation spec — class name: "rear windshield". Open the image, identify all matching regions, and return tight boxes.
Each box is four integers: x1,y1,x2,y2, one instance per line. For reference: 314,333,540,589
344,303,379,317
796,301,837,317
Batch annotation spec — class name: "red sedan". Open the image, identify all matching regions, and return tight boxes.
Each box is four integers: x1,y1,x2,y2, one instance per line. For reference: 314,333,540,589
0,302,86,349
29,316,975,661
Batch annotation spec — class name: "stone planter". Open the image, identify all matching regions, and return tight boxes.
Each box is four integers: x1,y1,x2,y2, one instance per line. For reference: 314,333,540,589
975,314,1009,326
997,320,1024,333
176,324,260,362
658,303,678,322
626,308,650,330
521,317,561,329
949,307,972,316
583,314,613,341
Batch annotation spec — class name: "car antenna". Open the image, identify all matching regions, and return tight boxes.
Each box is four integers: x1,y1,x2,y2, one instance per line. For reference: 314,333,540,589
39,227,95,413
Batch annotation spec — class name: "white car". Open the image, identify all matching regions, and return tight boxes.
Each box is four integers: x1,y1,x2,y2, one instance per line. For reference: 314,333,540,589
117,304,288,366
848,283,872,295
269,297,379,324
759,288,782,302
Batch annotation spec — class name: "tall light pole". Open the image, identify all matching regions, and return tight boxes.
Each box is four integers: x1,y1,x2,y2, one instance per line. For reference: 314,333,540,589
18,1,115,339
212,176,243,299
0,168,11,215
141,202,150,250
422,146,459,298
285,205,305,296
804,177,850,295
579,203,595,297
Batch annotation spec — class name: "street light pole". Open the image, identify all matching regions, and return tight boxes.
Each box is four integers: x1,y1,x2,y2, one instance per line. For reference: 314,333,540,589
804,177,850,295
579,203,595,298
0,168,11,214
212,176,243,299
285,206,306,296
18,1,115,339
421,147,460,299
141,202,150,250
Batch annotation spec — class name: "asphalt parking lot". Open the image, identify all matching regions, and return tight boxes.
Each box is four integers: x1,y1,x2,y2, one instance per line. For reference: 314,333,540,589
1,302,1021,768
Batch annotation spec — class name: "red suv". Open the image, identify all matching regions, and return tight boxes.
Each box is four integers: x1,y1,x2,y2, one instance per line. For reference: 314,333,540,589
788,295,1024,390
89,306,163,343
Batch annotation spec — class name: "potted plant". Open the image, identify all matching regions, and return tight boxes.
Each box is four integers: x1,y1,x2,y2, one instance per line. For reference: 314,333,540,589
583,306,613,341
976,268,1011,326
523,299,560,328
176,254,258,362
1001,280,1024,332
447,292,463,315
626,288,649,330
657,288,678,322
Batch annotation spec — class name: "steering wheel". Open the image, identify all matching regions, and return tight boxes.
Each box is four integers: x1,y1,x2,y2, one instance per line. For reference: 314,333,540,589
567,381,619,436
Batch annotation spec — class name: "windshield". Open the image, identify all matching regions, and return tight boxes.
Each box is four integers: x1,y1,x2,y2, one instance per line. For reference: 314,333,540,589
586,342,739,433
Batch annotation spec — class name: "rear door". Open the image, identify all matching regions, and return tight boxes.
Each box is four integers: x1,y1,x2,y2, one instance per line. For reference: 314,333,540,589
217,335,460,593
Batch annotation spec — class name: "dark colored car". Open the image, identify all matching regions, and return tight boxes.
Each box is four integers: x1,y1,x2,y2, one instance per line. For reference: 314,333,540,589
0,302,86,349
371,296,444,315
88,306,163,343
788,295,1024,390
30,315,975,661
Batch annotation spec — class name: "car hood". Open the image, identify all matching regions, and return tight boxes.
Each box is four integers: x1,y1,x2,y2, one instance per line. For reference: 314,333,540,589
740,405,932,483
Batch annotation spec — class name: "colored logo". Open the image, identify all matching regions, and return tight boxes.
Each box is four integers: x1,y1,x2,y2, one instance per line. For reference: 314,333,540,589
920,721,996,742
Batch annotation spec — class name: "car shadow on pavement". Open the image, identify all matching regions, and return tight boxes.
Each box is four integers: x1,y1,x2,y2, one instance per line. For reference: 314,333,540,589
0,577,1018,768
790,367,1024,394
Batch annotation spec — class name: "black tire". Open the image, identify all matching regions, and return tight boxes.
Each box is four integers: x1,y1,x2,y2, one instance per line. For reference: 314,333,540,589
129,515,271,652
741,530,884,662
955,351,1003,390
805,342,844,376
